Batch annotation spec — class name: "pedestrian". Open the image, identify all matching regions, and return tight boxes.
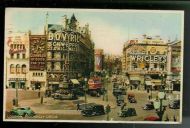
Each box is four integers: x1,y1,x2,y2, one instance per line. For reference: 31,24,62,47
77,103,80,111
173,115,177,122
148,94,151,100
121,102,127,110
165,115,169,121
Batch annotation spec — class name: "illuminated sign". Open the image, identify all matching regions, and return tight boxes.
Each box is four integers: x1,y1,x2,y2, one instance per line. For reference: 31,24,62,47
130,55,167,63
29,36,46,70
47,24,80,52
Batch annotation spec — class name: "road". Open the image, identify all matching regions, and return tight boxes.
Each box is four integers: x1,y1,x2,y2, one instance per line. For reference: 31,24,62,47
5,78,180,122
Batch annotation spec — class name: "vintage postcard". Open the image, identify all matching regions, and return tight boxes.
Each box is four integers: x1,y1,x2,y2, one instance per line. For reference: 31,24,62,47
3,8,184,124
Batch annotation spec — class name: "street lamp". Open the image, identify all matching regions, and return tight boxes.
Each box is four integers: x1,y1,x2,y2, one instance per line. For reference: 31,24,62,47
105,75,109,102
84,77,88,103
159,72,165,90
153,91,166,121
15,78,19,107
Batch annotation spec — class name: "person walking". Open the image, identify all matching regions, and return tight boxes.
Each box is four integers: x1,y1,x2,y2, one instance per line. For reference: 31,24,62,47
77,102,80,111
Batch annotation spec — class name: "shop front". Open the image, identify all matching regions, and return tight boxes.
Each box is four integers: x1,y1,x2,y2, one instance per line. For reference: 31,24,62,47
8,78,26,89
31,81,45,90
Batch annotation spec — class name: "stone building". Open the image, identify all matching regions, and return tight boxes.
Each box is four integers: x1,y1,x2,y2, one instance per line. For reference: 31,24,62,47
29,34,47,90
5,32,30,89
166,40,181,91
46,14,94,91
122,35,169,90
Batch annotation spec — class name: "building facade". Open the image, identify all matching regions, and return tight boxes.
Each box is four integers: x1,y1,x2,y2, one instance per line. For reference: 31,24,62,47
5,32,30,89
94,49,104,72
29,35,47,90
123,35,169,90
166,40,181,91
46,14,94,91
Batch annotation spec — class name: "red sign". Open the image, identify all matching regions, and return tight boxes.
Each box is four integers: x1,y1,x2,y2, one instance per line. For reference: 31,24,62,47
29,35,46,70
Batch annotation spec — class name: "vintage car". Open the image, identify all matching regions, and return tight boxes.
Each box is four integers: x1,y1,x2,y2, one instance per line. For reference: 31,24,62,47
78,103,97,111
116,95,125,106
10,107,35,117
127,93,135,100
128,97,137,103
144,116,160,121
118,108,137,117
81,104,105,116
169,100,180,109
143,103,154,110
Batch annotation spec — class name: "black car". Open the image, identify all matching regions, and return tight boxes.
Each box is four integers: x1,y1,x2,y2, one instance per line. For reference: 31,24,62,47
169,100,180,109
116,95,125,106
79,103,97,111
143,103,154,110
129,97,137,103
81,104,105,116
113,89,123,96
118,108,137,117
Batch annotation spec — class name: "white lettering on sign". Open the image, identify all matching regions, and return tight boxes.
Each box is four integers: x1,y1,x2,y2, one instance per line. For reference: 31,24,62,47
48,32,81,43
130,55,167,63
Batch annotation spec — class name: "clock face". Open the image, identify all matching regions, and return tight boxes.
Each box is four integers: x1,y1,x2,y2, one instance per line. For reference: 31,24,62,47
150,47,157,54
31,38,45,54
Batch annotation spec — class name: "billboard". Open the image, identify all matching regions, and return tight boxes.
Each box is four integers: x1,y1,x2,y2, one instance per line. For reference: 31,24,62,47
29,35,46,70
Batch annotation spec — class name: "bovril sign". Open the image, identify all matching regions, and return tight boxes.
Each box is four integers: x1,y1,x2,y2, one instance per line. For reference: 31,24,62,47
130,55,167,63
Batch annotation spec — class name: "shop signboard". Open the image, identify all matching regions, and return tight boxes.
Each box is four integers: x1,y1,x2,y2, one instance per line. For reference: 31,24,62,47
29,35,46,70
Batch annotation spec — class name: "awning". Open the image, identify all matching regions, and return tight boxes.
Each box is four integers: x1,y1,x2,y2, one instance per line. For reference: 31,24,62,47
130,77,140,81
70,79,80,85
48,82,59,84
145,81,152,86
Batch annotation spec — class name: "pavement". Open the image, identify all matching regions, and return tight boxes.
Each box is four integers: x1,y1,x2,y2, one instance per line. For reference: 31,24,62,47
18,95,116,115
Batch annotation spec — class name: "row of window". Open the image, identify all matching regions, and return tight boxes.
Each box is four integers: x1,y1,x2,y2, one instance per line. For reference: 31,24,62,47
10,53,26,59
10,64,26,74
33,72,43,77
10,44,26,50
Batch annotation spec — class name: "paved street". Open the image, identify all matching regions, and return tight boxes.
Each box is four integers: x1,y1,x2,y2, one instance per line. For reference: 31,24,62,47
6,80,180,122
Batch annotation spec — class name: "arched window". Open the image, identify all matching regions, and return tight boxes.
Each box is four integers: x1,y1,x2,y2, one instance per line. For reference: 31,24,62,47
16,64,20,74
10,64,15,74
22,64,26,74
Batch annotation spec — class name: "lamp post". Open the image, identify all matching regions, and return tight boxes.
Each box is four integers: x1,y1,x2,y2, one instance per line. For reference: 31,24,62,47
153,91,166,121
15,78,19,107
84,77,88,103
159,72,165,90
105,75,109,101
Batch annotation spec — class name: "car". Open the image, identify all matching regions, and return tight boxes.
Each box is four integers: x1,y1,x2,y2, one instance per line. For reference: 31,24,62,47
169,100,180,109
78,103,97,110
113,83,119,89
118,108,137,117
143,103,154,110
10,107,35,117
116,95,125,106
129,97,137,103
88,90,101,97
59,94,78,100
81,104,105,116
127,93,135,100
144,116,160,121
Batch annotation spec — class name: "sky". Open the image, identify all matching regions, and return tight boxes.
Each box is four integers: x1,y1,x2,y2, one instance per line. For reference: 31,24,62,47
5,8,184,55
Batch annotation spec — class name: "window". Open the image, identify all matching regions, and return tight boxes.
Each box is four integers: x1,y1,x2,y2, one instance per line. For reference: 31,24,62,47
10,64,15,74
11,53,14,59
22,54,25,59
17,54,20,59
154,63,157,68
21,64,26,73
16,64,20,74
